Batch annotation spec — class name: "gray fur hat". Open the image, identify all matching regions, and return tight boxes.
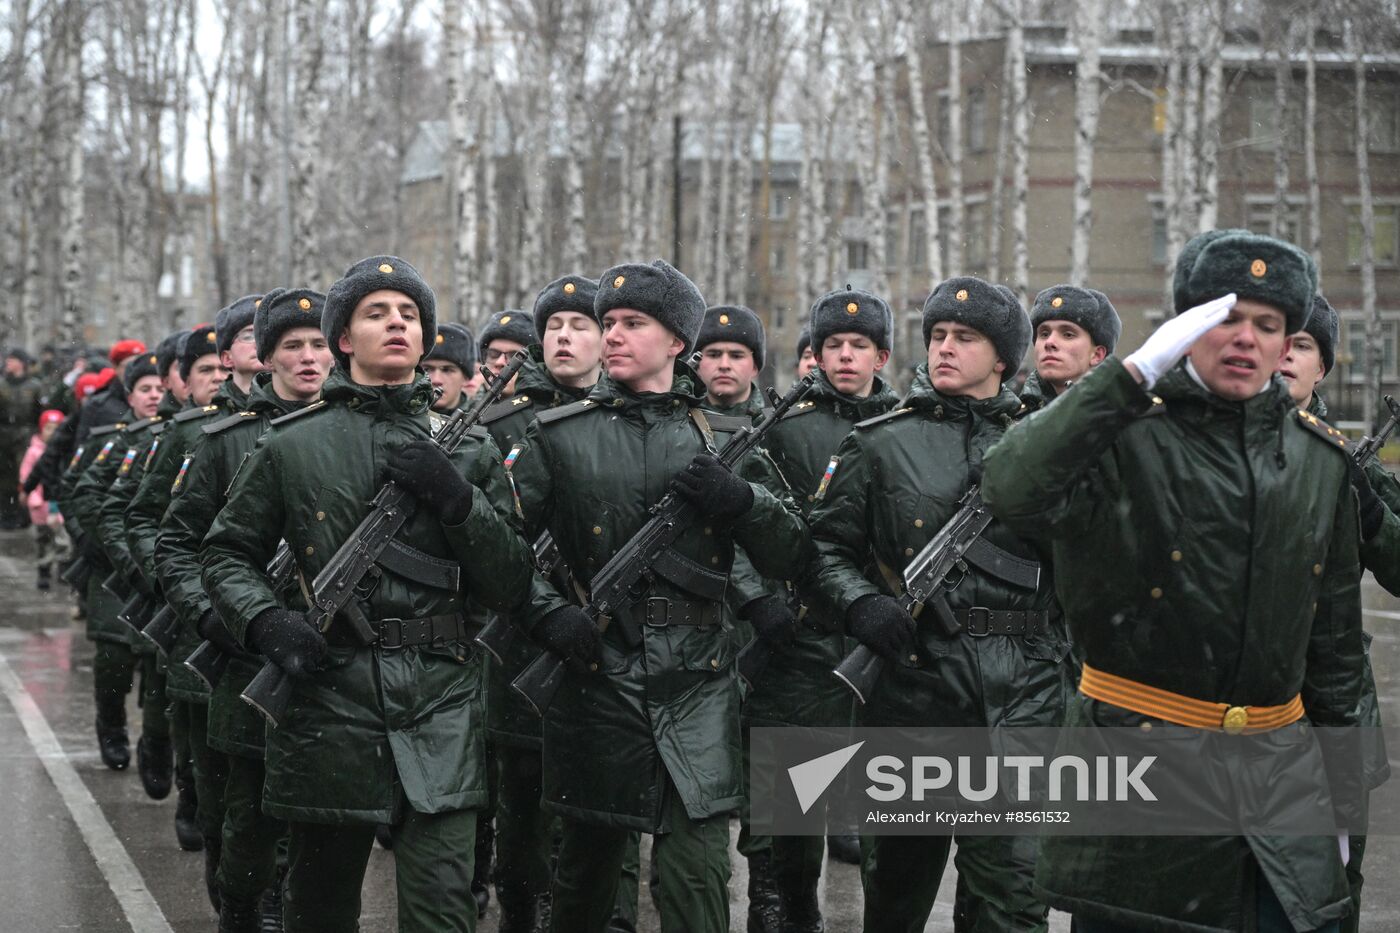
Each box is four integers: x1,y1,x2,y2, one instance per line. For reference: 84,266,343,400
479,309,538,357
1178,231,1317,333
255,288,326,363
697,305,767,371
922,276,1031,372
323,255,438,367
427,322,477,373
1302,293,1339,376
123,351,162,392
154,329,191,378
809,288,893,352
594,259,707,355
533,274,600,341
795,326,812,364
179,324,220,381
214,294,264,356
1030,285,1122,352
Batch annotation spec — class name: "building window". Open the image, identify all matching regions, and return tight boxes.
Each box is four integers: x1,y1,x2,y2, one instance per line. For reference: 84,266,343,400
885,212,901,268
769,190,790,220
180,255,195,298
909,210,928,270
1369,86,1400,152
1149,198,1167,266
965,202,986,267
158,272,176,298
771,242,787,273
967,88,987,153
1247,87,1299,149
937,205,952,268
1246,200,1303,245
936,91,950,148
847,240,869,271
1343,316,1400,383
1347,204,1400,267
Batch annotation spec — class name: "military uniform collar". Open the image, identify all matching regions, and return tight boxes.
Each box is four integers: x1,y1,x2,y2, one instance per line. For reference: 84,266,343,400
1154,360,1294,418
589,358,705,412
903,364,1023,421
322,368,433,415
803,369,900,420
1307,391,1328,420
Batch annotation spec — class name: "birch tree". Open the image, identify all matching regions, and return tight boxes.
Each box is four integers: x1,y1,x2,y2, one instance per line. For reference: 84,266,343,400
444,0,476,321
1069,0,1103,284
904,0,942,282
1005,0,1030,302
945,0,965,274
289,0,329,288
1350,21,1380,427
1302,6,1322,276
1196,0,1224,232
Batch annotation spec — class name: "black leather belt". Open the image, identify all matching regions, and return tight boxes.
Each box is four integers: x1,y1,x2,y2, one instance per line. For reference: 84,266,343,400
959,607,1049,637
373,613,467,649
640,596,721,628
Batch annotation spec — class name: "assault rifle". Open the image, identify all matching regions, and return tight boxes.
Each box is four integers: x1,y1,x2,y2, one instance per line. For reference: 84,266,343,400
1352,395,1400,469
832,487,1040,704
475,531,564,664
60,552,92,590
510,373,817,717
241,351,529,727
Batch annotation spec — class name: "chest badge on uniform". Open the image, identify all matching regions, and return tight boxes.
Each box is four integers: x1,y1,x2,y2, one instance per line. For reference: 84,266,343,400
144,437,161,470
171,455,193,494
428,411,447,436
94,440,116,464
814,455,841,501
117,447,138,477
68,445,85,470
504,443,525,519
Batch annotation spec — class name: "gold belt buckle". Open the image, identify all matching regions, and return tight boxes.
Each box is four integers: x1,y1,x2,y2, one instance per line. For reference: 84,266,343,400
1222,706,1249,735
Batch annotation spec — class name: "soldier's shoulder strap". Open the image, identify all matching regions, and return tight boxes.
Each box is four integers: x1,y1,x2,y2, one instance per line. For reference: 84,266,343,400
536,397,599,426
203,410,263,436
854,406,915,431
781,399,819,421
480,395,534,425
701,412,758,434
124,415,162,433
88,421,127,438
268,399,329,427
1294,408,1353,455
173,403,224,423
1137,393,1167,418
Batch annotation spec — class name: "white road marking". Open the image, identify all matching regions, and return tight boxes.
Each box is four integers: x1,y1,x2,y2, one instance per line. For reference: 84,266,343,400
0,654,173,933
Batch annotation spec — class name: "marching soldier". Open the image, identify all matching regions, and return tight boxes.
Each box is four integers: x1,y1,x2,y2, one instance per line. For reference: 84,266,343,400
201,256,533,933
1020,285,1121,411
65,352,168,771
808,277,1067,932
156,288,334,931
129,320,232,861
1278,293,1391,933
695,304,767,417
480,309,536,399
478,274,603,932
424,323,477,413
742,289,901,931
983,231,1364,932
506,260,809,933
794,326,817,382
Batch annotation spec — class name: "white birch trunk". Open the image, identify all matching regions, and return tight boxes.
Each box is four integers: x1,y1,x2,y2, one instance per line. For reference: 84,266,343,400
904,2,941,282
1271,26,1292,235
946,0,964,274
1196,0,1223,232
290,0,328,288
1160,3,1184,306
1177,7,1201,236
1303,12,1321,277
1069,0,1102,285
1007,0,1030,303
987,40,1012,283
445,0,475,321
1352,29,1380,427
563,12,589,271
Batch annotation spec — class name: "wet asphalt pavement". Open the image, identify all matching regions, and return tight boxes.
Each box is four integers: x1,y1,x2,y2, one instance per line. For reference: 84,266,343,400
0,528,1396,931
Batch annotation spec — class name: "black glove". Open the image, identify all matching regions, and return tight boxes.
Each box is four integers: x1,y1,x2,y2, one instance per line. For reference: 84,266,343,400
1349,458,1386,542
80,534,104,562
197,609,244,655
246,608,327,678
669,453,754,521
535,605,600,664
845,594,917,661
384,440,475,526
742,595,797,647
21,470,40,494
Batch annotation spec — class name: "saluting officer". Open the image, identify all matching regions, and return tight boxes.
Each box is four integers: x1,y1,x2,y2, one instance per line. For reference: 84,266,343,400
156,288,334,930
1020,285,1121,411
808,278,1068,932
506,260,809,933
983,231,1365,932
200,256,533,933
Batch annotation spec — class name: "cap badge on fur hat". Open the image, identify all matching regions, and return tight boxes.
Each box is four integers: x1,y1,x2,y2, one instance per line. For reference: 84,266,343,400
1251,259,1267,278
435,334,445,345
846,302,858,315
206,332,216,342
956,289,969,302
564,282,576,294
500,315,512,325
719,314,730,325
297,298,311,310
148,355,157,365
614,275,626,288
1051,296,1064,309
379,263,393,274
255,298,263,308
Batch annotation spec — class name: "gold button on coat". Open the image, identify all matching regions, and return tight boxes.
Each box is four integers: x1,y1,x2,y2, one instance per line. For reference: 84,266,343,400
1150,587,1163,599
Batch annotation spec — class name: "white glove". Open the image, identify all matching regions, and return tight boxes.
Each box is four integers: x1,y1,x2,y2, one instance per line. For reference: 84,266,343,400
1124,293,1237,389
1339,832,1350,866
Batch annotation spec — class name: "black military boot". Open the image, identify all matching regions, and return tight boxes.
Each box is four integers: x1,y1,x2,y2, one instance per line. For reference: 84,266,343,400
776,872,823,933
174,771,203,851
745,853,783,933
825,833,861,865
471,817,494,918
37,565,51,591
95,705,130,771
259,872,284,933
204,836,223,913
136,734,173,799
217,892,259,933
494,887,537,933
374,823,394,850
